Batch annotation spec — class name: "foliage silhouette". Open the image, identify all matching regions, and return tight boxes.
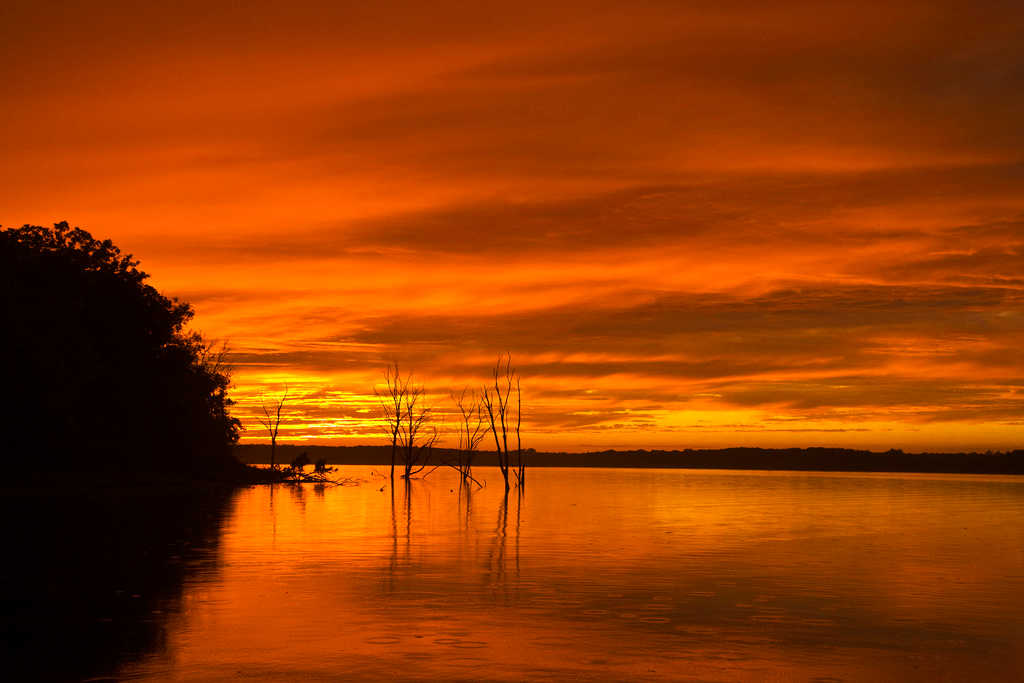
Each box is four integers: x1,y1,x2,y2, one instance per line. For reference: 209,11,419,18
1,221,241,476
290,450,311,471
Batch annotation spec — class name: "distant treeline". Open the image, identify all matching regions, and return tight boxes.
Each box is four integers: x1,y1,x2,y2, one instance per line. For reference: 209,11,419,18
235,444,1024,475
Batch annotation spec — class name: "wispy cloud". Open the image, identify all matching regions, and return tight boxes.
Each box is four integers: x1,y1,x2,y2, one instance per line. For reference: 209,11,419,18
2,0,1023,449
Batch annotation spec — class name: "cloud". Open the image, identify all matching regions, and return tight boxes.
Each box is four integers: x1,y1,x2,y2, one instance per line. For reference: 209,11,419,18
213,281,1024,440
3,0,1024,448
129,164,1024,270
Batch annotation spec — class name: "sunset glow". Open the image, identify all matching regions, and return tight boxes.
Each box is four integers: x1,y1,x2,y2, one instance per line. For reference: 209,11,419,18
3,1,1022,450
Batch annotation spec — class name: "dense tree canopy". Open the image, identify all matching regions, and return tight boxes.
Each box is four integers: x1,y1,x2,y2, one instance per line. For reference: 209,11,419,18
1,222,241,474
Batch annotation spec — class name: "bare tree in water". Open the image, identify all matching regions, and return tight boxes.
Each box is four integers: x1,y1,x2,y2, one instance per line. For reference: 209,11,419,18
513,373,524,486
482,354,524,492
399,381,435,479
452,388,488,486
376,364,408,482
377,364,436,481
257,386,289,470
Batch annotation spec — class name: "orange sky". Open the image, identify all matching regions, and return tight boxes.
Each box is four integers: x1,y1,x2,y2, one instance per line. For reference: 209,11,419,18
2,1,1023,451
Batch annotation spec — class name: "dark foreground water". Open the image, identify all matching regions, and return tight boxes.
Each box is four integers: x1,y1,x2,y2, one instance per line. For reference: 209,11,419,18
6,467,1024,681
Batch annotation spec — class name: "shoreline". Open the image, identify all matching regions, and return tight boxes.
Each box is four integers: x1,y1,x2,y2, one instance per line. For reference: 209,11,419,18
235,444,1024,476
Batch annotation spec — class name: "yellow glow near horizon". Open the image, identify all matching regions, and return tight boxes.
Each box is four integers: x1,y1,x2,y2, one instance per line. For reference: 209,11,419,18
3,2,1023,451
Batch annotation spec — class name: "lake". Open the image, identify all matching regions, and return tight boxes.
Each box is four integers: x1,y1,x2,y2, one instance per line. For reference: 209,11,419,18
9,467,1024,681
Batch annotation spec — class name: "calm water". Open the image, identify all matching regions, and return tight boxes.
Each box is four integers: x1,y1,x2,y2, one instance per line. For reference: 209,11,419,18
50,468,1024,680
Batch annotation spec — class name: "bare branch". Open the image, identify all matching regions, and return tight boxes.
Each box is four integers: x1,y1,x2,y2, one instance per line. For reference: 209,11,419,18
257,385,289,469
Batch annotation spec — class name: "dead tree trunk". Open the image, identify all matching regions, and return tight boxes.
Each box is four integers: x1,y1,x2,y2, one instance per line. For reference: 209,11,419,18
376,363,408,483
378,364,434,481
482,354,522,493
400,382,432,479
453,388,487,485
257,387,289,470
515,376,524,487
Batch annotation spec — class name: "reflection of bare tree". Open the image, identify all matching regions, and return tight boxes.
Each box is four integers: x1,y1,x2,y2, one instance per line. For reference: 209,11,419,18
386,479,416,594
404,480,412,559
269,483,277,547
459,479,474,537
515,489,522,577
288,480,306,513
388,483,398,589
489,493,509,585
486,491,524,593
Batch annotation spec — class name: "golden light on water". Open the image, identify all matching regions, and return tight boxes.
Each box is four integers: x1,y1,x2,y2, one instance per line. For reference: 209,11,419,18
117,468,1024,680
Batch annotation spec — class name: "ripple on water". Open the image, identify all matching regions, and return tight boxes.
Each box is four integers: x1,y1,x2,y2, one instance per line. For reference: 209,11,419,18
112,467,1024,682
363,635,402,645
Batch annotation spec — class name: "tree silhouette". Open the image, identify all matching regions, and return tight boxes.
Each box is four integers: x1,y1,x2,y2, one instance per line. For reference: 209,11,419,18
376,364,437,480
257,387,289,469
1,222,241,476
398,375,434,479
376,363,409,482
482,354,523,492
452,388,487,485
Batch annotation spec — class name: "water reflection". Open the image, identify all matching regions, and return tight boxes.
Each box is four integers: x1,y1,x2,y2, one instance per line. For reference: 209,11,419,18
22,468,1024,681
0,484,237,681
